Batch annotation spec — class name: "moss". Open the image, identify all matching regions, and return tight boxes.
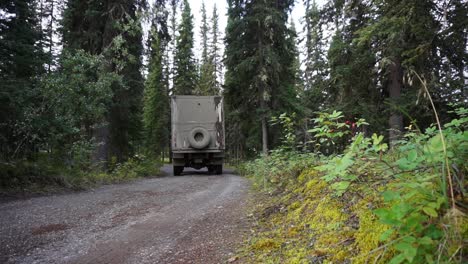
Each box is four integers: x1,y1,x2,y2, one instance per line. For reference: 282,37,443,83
250,238,281,251
352,203,390,263
297,168,319,184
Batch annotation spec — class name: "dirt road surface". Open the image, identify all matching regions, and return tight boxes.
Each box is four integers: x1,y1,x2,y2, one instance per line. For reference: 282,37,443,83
0,165,250,264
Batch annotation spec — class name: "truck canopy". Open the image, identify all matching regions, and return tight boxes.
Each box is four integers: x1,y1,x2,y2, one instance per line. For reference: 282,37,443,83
171,96,225,152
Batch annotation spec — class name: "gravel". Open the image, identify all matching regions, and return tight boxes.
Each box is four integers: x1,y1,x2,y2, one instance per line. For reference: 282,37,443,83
0,165,250,264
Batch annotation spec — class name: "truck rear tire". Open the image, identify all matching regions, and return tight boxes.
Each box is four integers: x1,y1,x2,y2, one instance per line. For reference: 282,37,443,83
208,166,215,175
173,165,183,176
215,164,223,175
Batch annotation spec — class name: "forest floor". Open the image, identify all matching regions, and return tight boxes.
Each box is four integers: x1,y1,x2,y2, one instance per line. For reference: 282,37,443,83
0,165,250,264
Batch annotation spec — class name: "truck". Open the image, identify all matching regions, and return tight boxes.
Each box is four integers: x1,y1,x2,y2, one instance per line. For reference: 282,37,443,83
171,96,225,176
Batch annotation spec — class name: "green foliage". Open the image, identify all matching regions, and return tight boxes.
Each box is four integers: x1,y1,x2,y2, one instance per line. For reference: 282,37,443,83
308,110,368,154
241,108,467,263
224,0,299,157
0,154,161,193
240,150,315,191
0,0,47,159
270,113,297,149
40,50,118,163
173,0,197,95
143,17,170,158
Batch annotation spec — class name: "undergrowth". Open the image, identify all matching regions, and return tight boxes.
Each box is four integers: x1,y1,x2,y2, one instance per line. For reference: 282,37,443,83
239,108,467,263
0,154,162,194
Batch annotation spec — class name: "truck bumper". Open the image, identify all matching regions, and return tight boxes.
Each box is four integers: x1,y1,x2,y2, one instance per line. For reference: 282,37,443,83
172,151,224,168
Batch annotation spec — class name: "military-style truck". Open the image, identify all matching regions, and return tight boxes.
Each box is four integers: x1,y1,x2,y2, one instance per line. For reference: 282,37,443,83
171,96,225,176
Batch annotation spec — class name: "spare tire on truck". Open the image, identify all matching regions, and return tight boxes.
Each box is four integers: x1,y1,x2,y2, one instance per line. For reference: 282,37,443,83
188,127,211,149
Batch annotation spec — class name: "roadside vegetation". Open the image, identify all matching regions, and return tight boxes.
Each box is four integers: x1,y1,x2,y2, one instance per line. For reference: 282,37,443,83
239,108,467,263
0,155,161,193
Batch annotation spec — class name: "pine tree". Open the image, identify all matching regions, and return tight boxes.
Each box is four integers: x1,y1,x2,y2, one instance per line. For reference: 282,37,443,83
38,0,63,71
303,0,327,112
143,5,170,159
436,0,467,103
0,0,46,159
62,0,145,164
326,1,381,131
173,0,197,95
196,1,216,95
224,0,248,159
357,0,439,145
224,0,297,155
168,0,179,94
200,2,209,66
211,4,222,92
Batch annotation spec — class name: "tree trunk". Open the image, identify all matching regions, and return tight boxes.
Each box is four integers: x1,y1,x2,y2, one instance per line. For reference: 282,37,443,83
260,86,268,155
388,58,403,147
261,115,268,155
92,120,109,170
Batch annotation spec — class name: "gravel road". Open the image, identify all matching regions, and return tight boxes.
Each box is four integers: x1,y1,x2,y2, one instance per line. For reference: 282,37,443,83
0,165,250,264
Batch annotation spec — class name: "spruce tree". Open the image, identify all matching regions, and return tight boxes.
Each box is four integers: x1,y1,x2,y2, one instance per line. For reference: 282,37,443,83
196,1,216,95
0,0,46,159
224,0,248,159
143,5,170,159
326,1,381,131
245,0,297,154
62,0,145,164
38,0,63,71
224,0,297,155
173,0,197,95
357,0,439,145
436,0,467,103
303,0,327,112
211,4,222,92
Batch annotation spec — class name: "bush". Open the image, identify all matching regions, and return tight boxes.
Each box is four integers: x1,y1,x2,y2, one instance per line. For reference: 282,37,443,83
240,108,467,263
0,154,162,193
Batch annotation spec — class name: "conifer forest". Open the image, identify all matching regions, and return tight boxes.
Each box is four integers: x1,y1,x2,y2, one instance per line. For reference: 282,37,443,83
0,0,467,263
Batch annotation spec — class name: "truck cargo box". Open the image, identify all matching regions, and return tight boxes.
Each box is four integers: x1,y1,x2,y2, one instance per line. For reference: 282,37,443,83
170,96,225,175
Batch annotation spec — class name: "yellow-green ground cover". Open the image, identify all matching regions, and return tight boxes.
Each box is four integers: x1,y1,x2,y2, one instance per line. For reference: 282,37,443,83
240,168,396,263
237,110,467,263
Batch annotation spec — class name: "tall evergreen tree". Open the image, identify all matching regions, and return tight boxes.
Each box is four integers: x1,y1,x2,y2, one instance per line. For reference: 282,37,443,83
38,0,63,71
224,0,297,155
0,0,46,159
168,0,179,94
211,4,222,92
143,4,170,158
302,0,327,113
357,0,439,145
62,0,145,164
224,0,248,159
200,2,209,66
196,1,216,95
327,1,381,131
436,0,467,104
246,0,297,154
173,0,197,95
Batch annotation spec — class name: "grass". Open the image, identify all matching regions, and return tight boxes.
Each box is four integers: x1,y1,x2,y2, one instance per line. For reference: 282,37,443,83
0,156,162,195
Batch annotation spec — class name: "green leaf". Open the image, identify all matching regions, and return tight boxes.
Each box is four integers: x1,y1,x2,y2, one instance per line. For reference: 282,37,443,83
407,149,417,161
419,236,433,245
425,254,434,263
422,207,438,217
331,181,350,196
382,190,400,202
331,181,350,190
428,134,444,152
392,203,411,220
389,254,406,264
395,241,417,262
379,229,394,241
